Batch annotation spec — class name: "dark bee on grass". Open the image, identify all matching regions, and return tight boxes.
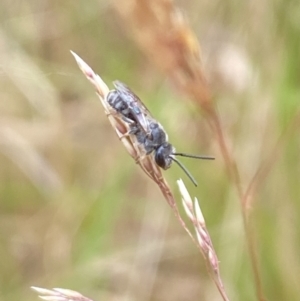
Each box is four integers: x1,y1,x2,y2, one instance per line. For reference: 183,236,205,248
107,81,214,186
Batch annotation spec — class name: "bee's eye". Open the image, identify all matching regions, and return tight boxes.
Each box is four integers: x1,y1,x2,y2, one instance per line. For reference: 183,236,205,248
155,143,173,170
155,147,166,168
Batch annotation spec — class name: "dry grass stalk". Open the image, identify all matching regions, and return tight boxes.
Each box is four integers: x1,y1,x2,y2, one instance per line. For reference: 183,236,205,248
71,51,197,247
31,286,93,301
71,52,230,301
113,0,211,109
113,1,265,300
178,179,229,301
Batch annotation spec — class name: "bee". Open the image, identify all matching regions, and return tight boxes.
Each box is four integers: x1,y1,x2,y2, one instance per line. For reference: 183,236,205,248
107,81,214,186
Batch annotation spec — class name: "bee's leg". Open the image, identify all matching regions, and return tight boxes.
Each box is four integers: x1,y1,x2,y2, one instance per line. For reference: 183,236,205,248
118,130,131,140
119,127,138,148
118,132,146,165
106,111,136,127
121,116,135,125
119,125,139,140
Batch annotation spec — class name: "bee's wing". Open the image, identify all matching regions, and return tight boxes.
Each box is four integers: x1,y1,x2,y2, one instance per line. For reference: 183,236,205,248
113,80,155,133
113,81,151,115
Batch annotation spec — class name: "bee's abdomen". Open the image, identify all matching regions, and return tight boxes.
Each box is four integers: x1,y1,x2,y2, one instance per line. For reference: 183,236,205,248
107,90,129,113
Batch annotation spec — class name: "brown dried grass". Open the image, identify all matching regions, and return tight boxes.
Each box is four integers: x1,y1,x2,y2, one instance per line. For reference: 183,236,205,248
70,52,230,301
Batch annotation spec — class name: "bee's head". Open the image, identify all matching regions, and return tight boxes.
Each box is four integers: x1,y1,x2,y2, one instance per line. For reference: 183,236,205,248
155,144,215,187
155,142,174,170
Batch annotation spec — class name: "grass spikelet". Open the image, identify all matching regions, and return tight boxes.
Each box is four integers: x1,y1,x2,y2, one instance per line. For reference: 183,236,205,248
31,286,93,301
178,179,230,301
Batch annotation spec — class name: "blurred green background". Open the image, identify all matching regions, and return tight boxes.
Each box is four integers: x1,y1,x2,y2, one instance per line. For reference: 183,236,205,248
0,1,300,301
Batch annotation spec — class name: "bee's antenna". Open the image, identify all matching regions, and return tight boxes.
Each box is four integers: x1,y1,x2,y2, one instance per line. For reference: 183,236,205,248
170,157,198,187
173,153,215,160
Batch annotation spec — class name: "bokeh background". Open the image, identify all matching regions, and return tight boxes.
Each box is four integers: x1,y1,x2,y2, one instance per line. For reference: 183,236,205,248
1,1,300,301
